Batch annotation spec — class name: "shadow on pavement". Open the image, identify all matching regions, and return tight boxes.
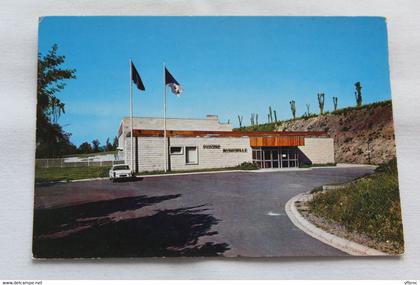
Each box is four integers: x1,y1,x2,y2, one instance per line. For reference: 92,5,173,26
33,194,229,258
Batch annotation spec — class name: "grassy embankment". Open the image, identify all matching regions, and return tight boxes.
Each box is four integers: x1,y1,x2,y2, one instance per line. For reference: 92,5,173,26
306,158,404,254
35,162,258,183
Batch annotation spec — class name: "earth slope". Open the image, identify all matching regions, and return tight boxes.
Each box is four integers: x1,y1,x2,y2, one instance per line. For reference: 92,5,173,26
277,101,396,164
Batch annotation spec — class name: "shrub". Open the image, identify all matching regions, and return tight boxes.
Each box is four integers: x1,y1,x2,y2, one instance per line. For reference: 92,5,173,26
310,186,324,194
343,137,353,143
299,162,337,168
238,162,259,170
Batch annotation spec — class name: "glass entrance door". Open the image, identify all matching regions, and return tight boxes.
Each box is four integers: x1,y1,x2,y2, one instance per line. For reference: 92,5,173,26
252,147,299,168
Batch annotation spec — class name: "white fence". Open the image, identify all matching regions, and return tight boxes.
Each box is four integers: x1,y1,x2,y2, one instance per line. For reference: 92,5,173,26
36,158,125,168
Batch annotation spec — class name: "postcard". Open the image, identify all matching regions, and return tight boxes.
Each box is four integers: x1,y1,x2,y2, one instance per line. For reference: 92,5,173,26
33,16,403,258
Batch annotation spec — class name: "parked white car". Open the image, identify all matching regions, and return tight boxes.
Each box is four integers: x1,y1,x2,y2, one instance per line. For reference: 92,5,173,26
109,164,133,181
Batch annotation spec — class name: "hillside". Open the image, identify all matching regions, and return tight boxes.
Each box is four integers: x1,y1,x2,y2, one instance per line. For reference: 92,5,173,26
238,101,397,164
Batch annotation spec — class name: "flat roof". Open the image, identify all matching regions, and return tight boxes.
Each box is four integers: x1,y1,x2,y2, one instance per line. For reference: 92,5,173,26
130,129,327,138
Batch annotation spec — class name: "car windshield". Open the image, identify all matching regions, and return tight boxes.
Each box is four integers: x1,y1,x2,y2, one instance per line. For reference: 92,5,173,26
113,165,129,170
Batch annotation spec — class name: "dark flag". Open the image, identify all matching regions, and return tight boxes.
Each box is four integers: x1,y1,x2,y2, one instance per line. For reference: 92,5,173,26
131,62,145,91
165,67,183,96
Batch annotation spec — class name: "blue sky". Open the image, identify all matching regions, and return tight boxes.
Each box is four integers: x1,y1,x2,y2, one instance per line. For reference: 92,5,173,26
38,16,392,146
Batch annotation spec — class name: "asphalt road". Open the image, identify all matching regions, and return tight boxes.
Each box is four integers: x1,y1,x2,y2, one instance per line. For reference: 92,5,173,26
33,166,376,258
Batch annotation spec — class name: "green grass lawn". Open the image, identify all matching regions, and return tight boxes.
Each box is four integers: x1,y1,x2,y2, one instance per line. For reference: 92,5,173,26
63,150,117,158
306,158,404,254
35,166,110,183
35,162,259,183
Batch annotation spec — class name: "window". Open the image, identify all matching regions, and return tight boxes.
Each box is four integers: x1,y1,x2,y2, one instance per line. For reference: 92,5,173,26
170,146,183,155
252,147,299,169
272,150,278,160
253,149,261,160
185,146,198,164
264,150,271,160
113,165,130,170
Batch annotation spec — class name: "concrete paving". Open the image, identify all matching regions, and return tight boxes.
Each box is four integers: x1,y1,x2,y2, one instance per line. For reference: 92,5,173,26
33,165,376,258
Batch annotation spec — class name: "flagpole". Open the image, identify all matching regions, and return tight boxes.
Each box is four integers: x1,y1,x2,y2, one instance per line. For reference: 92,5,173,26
163,63,167,173
129,58,134,173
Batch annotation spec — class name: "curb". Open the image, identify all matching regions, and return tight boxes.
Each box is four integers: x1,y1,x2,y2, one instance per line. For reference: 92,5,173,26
35,177,109,186
35,164,371,185
285,192,388,256
35,167,313,185
139,169,246,178
335,163,378,168
248,168,310,173
35,169,249,185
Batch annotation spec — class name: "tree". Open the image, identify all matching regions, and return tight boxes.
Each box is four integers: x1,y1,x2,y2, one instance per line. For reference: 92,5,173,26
317,93,325,115
36,44,77,158
78,142,92,154
268,106,273,123
104,137,113,152
112,136,118,150
354,82,363,107
289,100,296,119
92,139,101,153
333,96,338,111
238,115,243,128
36,124,77,157
250,113,255,126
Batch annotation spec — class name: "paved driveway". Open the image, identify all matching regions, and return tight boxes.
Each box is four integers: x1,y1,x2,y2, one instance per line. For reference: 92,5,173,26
33,166,375,258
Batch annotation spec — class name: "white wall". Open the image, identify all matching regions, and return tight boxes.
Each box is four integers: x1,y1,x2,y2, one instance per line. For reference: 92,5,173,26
299,137,335,164
122,116,232,136
169,137,252,171
119,116,233,151
126,136,252,172
127,136,335,171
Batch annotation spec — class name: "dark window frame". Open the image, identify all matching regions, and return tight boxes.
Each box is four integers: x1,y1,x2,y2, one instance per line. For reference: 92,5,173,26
170,146,184,155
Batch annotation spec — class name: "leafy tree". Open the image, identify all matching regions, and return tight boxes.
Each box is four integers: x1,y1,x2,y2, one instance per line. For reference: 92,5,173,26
36,124,77,157
78,142,92,154
112,136,118,150
92,139,101,153
36,44,76,158
104,137,113,152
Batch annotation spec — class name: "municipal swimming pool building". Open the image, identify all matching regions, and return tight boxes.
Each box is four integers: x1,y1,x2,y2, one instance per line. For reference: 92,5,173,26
117,115,334,172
